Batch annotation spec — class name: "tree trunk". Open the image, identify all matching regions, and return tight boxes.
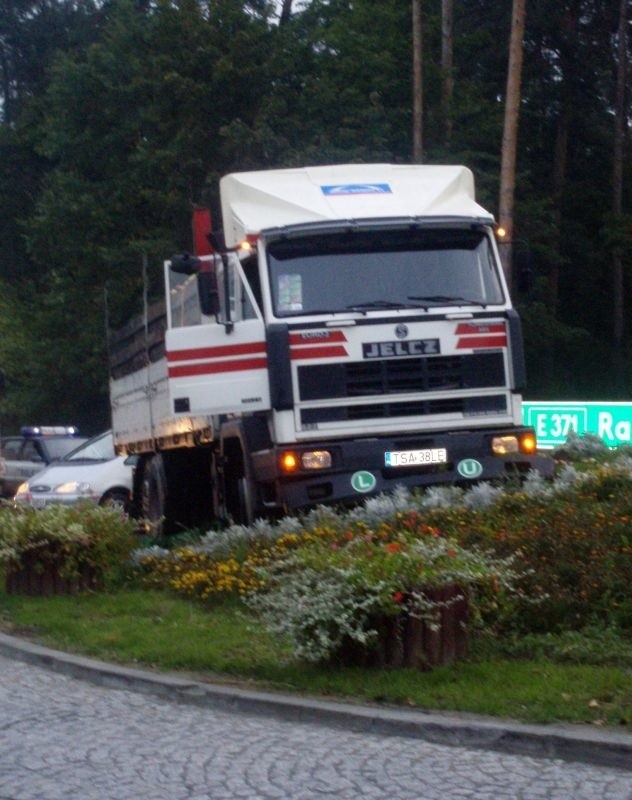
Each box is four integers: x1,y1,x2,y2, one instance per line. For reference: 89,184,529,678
498,0,527,292
279,0,293,25
412,0,423,162
612,0,627,345
549,5,579,314
441,0,454,144
549,98,570,313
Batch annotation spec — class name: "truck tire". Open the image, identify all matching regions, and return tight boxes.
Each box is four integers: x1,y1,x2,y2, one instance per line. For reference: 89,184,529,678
140,455,167,539
222,438,255,526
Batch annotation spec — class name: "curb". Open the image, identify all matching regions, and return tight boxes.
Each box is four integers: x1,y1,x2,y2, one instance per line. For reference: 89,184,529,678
1,631,630,771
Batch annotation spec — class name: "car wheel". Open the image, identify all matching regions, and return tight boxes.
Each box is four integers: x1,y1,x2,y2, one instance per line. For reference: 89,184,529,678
100,489,129,512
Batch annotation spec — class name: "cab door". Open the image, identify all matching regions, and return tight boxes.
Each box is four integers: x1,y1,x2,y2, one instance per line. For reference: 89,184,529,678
166,253,271,417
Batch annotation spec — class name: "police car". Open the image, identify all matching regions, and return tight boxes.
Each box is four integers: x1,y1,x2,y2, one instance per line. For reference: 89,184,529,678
0,426,87,498
14,430,136,510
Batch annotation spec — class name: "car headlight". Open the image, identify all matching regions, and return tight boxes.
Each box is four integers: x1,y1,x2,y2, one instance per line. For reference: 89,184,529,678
15,482,30,500
54,481,94,496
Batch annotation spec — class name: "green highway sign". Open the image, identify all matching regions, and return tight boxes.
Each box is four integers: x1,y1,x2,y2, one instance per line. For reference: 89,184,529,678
522,401,632,449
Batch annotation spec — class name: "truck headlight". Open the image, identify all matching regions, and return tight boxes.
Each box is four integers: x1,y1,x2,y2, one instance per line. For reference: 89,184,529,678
280,450,332,472
492,433,537,455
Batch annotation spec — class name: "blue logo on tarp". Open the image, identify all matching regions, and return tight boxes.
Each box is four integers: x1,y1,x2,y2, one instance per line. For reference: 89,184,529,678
321,184,392,196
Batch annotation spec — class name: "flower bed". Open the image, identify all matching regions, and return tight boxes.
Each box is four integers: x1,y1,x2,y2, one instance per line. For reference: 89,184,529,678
0,503,137,596
244,520,520,666
134,444,632,667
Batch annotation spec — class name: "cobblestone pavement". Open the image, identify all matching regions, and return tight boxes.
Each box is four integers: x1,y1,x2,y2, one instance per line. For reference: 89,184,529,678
1,653,631,800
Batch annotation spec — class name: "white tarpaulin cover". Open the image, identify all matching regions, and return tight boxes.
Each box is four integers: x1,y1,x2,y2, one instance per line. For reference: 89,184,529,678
220,164,493,247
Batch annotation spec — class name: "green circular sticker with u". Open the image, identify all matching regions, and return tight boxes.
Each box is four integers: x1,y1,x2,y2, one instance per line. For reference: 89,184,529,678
457,459,483,479
351,471,377,493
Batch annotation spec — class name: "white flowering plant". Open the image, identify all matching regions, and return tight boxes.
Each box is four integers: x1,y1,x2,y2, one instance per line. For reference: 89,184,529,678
245,514,525,664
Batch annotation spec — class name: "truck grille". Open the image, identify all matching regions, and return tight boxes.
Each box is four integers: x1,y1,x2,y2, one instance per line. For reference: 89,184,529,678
301,394,507,424
298,352,505,401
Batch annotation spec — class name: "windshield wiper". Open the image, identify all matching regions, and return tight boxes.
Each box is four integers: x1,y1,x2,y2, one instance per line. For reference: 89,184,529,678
407,295,488,308
346,300,419,313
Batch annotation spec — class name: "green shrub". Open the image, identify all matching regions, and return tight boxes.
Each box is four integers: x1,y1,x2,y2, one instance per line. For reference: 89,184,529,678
0,503,138,589
425,464,632,632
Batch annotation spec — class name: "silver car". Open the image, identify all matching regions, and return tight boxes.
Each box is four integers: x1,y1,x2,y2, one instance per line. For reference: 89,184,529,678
14,430,136,511
0,426,87,498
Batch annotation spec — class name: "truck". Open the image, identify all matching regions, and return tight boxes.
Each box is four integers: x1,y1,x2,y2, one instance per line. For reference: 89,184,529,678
108,163,553,535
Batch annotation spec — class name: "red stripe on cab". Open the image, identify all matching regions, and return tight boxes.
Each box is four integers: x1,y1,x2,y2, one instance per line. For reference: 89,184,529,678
290,345,348,360
454,323,506,335
456,335,507,349
289,331,348,345
168,357,268,377
167,341,267,362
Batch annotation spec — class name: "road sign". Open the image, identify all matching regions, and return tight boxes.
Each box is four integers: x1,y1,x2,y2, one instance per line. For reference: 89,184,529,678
522,401,632,448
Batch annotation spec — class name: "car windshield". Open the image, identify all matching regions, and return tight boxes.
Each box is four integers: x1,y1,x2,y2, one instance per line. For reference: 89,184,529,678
46,438,89,460
267,227,504,317
64,432,115,462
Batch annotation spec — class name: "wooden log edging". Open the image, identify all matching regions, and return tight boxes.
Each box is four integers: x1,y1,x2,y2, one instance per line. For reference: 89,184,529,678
336,584,469,670
5,545,103,596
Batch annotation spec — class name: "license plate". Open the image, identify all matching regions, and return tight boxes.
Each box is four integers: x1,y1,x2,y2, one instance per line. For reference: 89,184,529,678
385,448,448,467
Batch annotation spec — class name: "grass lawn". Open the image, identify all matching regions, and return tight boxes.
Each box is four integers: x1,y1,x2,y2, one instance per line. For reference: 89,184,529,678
1,585,630,729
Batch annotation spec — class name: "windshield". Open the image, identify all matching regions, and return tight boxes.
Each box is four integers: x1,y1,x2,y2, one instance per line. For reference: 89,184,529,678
46,438,89,460
267,228,504,317
64,432,115,461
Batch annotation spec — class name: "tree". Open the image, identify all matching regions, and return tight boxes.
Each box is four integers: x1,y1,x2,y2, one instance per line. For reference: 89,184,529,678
220,0,411,168
412,0,423,161
5,0,275,428
440,0,454,144
611,0,628,346
279,0,293,24
498,0,527,291
0,0,98,124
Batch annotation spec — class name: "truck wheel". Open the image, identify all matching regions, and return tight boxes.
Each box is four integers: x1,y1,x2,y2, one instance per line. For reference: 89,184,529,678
222,439,255,526
141,455,167,539
236,476,254,525
223,471,255,526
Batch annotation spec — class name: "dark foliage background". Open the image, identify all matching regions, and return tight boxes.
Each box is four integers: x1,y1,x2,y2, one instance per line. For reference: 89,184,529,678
0,0,629,434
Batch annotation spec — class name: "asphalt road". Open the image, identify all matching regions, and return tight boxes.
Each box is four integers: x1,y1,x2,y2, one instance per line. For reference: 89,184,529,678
0,638,631,800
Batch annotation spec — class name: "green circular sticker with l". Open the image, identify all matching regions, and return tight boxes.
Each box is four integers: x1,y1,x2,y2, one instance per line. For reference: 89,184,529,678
351,470,377,493
457,458,483,479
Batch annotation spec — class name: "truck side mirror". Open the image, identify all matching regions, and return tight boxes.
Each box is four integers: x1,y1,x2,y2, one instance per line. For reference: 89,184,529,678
207,230,228,253
170,253,201,275
198,270,221,317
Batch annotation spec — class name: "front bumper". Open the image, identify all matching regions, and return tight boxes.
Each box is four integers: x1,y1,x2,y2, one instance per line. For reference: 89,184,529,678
253,427,555,511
